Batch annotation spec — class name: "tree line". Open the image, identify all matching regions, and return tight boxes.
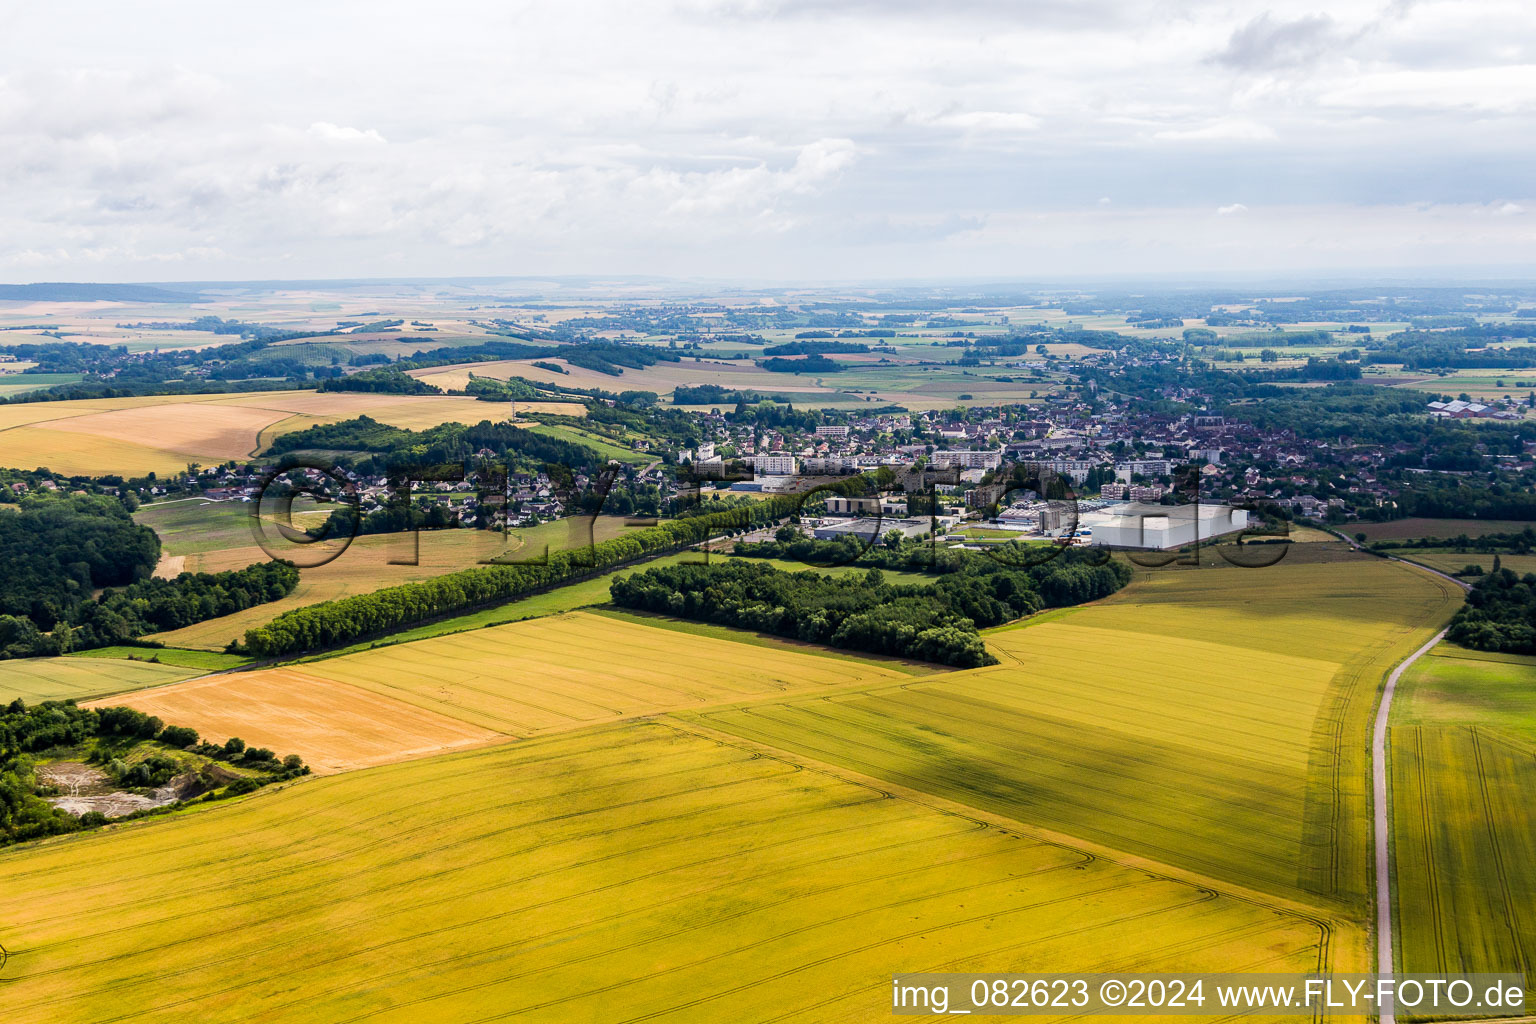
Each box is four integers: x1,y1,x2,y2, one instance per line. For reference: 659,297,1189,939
240,491,820,657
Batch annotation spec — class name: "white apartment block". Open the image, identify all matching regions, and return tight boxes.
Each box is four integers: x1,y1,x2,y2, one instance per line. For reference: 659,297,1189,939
931,449,1002,470
754,453,798,476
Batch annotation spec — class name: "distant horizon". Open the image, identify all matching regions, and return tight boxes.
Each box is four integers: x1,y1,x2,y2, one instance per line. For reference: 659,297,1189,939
5,266,1536,294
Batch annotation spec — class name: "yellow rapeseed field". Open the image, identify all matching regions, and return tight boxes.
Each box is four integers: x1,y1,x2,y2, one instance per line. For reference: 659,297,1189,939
0,721,1328,1023
695,559,1459,951
279,610,912,736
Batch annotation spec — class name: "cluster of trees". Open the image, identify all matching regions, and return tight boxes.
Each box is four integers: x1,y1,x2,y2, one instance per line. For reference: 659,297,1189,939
1367,325,1536,369
0,494,160,629
264,415,605,478
0,493,298,657
735,533,1132,609
674,384,766,405
84,561,299,639
1242,357,1362,382
1447,566,1536,654
762,341,871,356
610,550,1129,667
241,492,814,656
0,699,309,846
464,376,543,401
759,355,847,374
317,368,443,394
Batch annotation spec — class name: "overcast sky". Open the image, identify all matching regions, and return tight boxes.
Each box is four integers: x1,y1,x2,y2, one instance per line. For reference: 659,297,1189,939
2,0,1534,283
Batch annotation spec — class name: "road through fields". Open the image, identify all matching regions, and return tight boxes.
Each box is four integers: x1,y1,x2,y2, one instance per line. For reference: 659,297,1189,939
1373,626,1449,1024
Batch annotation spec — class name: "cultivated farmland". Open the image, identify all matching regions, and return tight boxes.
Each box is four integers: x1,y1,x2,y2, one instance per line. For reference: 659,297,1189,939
0,721,1328,1024
86,669,502,774
269,610,912,736
695,559,1459,941
1352,518,1536,542
1390,646,1536,977
0,390,525,477
144,513,643,650
0,655,200,704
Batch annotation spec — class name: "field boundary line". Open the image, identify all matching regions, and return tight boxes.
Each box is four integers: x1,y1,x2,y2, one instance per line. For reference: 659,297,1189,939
666,715,1352,936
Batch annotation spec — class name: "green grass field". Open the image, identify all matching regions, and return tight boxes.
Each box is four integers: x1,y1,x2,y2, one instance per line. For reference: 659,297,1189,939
66,646,252,671
0,720,1329,1023
1391,646,1536,977
0,655,206,704
0,371,83,398
524,422,653,463
1393,550,1536,579
134,499,260,555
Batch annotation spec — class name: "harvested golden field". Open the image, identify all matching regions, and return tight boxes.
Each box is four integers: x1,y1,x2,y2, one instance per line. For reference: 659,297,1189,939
0,721,1328,1024
85,669,501,774
0,655,200,704
0,390,523,476
696,559,1459,927
46,401,284,462
288,610,910,735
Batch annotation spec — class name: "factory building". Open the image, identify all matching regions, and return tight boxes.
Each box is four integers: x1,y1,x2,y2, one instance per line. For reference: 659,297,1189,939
1081,502,1248,550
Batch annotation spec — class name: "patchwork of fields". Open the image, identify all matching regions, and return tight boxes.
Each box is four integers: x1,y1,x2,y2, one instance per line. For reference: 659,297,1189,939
140,503,644,650
0,550,1469,1018
694,560,1459,926
0,722,1328,1024
222,611,910,740
0,390,525,477
1390,646,1536,976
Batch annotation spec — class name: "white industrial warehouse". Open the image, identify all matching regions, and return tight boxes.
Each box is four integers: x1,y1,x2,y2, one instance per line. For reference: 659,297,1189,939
1079,502,1249,550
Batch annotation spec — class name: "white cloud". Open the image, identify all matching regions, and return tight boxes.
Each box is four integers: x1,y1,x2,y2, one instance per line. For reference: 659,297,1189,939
0,0,1532,280
307,122,387,144
1217,203,1249,215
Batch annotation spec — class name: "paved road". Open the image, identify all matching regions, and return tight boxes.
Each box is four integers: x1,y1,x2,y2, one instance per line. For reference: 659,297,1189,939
1356,538,1471,1024
1372,626,1447,1024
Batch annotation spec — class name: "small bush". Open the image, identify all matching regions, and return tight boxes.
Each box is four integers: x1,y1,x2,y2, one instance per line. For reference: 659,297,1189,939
158,725,199,748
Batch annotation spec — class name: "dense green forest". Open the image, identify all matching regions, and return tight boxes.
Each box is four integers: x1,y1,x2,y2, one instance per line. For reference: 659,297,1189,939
0,493,298,658
0,494,160,627
761,341,871,356
610,550,1129,667
1447,566,1536,654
